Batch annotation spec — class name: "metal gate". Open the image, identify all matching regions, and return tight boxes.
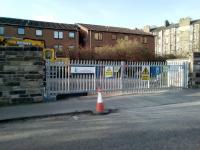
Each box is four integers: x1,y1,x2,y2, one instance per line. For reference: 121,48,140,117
45,60,189,98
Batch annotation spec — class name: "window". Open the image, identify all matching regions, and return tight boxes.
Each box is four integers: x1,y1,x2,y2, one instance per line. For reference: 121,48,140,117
112,34,117,40
36,29,43,36
69,32,75,39
124,35,129,40
144,37,148,43
140,37,148,43
54,31,63,39
54,45,64,56
0,27,4,35
68,45,75,49
94,33,103,40
18,27,25,35
54,45,63,51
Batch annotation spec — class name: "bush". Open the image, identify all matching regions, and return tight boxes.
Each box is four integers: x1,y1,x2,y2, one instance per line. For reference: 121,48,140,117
65,39,155,61
94,39,154,61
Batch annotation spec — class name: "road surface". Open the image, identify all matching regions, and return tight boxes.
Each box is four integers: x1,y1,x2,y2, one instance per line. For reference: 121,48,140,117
0,89,200,150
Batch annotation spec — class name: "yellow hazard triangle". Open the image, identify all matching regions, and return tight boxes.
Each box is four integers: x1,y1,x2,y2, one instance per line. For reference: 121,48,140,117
143,67,149,74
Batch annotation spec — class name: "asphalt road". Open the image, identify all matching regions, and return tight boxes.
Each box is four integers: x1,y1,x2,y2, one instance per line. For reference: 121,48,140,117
1,89,200,150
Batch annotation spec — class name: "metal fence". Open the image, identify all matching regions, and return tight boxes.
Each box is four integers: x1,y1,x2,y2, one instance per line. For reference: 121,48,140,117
45,60,189,97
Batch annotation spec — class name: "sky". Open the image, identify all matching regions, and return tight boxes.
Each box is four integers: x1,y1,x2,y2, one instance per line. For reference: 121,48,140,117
1,0,200,29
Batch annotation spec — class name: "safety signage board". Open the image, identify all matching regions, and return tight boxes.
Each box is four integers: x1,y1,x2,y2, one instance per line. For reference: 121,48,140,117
105,66,113,78
114,66,121,73
71,67,95,74
150,66,161,77
142,66,150,80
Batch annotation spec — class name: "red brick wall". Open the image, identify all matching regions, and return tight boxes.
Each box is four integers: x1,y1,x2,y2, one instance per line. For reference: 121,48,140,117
2,24,155,58
81,31,154,54
2,25,79,54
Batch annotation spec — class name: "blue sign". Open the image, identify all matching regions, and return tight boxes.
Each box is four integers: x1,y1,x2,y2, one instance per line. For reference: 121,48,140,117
150,66,160,77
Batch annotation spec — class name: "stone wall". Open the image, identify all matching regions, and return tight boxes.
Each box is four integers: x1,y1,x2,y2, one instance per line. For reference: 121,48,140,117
150,17,200,57
0,46,44,104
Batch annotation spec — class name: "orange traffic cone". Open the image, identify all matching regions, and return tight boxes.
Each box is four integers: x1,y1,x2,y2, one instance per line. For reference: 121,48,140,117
96,88,105,113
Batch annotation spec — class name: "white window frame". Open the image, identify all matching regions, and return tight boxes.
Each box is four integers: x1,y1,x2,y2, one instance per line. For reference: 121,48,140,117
0,27,4,35
54,31,63,39
68,45,75,49
94,32,103,40
69,31,75,39
36,29,43,36
18,27,25,35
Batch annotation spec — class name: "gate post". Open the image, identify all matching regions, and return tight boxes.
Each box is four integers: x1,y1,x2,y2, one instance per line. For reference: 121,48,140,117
121,61,125,92
44,60,56,101
184,62,189,88
44,60,49,99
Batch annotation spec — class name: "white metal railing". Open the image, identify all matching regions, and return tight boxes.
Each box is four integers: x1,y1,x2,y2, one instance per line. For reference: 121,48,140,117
45,60,189,97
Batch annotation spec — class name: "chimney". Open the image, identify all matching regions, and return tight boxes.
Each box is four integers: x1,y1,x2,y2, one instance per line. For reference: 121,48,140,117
143,25,151,32
179,17,191,26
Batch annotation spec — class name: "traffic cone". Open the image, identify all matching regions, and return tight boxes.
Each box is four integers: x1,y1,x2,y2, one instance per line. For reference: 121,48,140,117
96,88,105,113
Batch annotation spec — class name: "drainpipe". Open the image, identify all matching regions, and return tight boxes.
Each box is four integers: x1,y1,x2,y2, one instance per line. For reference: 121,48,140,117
89,30,92,50
76,28,79,50
89,30,92,59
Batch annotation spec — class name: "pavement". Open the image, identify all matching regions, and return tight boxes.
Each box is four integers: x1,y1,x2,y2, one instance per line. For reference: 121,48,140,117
0,88,200,122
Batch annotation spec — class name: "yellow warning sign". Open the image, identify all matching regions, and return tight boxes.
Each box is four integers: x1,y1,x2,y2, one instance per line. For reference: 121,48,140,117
105,66,113,78
142,66,150,80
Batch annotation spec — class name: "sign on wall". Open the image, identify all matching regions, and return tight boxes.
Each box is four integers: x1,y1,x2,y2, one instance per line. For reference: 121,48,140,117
105,66,113,78
141,66,150,80
71,67,95,74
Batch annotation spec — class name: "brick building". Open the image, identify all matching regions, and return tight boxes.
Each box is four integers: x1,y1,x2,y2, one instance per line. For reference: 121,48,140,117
78,23,154,52
0,17,154,58
0,17,79,57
